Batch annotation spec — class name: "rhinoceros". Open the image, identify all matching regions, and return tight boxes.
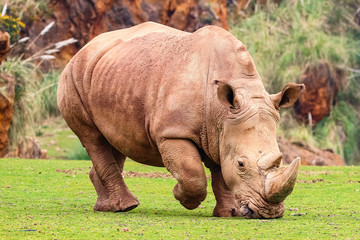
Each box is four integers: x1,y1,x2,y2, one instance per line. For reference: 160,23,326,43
57,21,304,219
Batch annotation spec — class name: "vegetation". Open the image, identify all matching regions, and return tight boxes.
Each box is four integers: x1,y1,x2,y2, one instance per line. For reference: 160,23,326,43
231,0,360,165
35,117,90,160
0,58,60,153
0,0,359,164
4,0,51,23
0,15,24,43
0,3,74,154
1,158,359,239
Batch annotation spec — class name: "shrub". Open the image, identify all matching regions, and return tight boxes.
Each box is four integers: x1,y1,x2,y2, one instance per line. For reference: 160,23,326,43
0,15,25,43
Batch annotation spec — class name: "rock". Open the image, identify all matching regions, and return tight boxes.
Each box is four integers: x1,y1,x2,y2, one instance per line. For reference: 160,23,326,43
41,149,48,159
0,31,10,64
294,61,345,126
0,73,15,157
278,137,346,166
5,137,42,159
25,0,228,67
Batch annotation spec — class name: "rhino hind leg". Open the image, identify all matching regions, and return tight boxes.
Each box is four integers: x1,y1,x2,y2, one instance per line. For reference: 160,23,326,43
210,166,241,217
58,73,138,212
89,166,111,211
158,139,207,210
86,142,139,212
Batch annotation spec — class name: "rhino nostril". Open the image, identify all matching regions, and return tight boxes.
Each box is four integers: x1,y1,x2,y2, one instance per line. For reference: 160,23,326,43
240,205,254,218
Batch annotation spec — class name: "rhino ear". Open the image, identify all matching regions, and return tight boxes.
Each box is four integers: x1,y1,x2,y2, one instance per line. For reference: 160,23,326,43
270,83,305,109
215,80,240,108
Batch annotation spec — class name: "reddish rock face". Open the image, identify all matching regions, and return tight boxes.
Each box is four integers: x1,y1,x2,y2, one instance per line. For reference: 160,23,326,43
0,31,10,64
0,73,15,156
278,138,345,166
25,0,228,66
294,62,344,126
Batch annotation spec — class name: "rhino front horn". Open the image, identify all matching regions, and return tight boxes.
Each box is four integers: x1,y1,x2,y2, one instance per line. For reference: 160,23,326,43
264,157,301,203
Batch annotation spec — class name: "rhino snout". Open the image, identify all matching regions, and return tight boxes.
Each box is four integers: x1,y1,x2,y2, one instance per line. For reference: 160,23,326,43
239,200,285,219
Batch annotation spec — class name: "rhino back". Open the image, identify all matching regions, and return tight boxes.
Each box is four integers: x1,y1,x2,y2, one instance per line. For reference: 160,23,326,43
68,28,211,166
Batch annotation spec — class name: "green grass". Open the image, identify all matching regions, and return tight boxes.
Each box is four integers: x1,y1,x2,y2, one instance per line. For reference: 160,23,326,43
35,117,89,160
1,159,359,239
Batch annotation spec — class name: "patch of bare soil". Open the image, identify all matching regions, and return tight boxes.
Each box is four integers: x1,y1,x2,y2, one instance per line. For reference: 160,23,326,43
123,171,212,179
55,167,90,176
297,179,325,184
348,180,360,183
55,168,212,179
299,170,342,176
55,168,174,178
123,171,173,179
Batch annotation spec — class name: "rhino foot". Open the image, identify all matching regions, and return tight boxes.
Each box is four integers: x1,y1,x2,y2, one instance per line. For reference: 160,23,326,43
110,194,140,212
93,194,139,212
93,199,112,212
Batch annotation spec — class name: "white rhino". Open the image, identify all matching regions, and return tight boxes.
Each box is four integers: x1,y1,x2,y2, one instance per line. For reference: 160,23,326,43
57,22,304,218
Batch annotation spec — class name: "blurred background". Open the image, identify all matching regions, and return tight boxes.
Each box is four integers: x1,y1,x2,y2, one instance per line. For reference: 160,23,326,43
0,0,359,166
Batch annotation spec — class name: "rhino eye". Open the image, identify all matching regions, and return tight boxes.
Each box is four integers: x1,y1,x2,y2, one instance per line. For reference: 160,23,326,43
238,161,245,168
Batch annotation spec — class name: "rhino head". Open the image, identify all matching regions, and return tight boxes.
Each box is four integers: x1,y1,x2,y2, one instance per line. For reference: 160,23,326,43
215,80,304,219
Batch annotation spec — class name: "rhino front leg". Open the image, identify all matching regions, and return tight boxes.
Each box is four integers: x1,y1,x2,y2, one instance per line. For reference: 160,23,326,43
159,139,207,210
85,138,139,212
210,166,241,217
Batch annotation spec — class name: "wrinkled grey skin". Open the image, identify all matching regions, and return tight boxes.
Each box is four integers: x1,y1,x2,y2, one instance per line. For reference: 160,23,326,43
57,22,304,218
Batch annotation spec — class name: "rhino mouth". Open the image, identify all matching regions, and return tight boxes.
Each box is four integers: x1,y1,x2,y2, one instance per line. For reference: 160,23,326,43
239,201,285,219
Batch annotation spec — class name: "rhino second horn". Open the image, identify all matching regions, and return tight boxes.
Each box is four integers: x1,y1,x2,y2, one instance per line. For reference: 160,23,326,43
258,153,283,170
264,157,301,203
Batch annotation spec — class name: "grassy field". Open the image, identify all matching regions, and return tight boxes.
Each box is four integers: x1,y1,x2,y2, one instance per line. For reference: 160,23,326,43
0,159,359,239
35,117,88,160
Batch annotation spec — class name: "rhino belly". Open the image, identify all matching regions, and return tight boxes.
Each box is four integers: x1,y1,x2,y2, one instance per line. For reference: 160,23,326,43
89,96,164,167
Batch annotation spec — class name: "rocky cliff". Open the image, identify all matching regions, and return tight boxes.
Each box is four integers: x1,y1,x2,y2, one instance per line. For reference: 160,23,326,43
24,0,228,66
